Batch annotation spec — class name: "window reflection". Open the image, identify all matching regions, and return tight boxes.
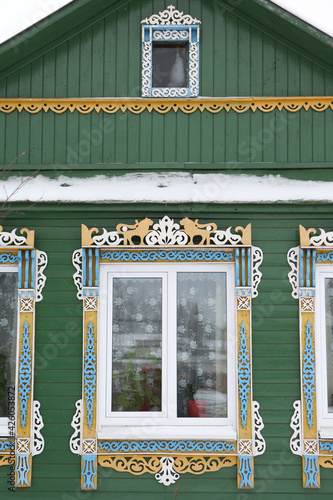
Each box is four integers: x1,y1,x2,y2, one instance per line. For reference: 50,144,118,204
177,272,227,418
111,277,162,412
152,43,188,88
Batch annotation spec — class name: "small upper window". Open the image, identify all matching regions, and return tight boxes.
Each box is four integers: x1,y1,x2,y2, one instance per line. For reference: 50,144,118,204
141,5,200,98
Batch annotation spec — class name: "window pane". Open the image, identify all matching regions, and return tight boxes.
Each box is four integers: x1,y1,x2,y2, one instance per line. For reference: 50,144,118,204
0,272,17,417
153,43,188,88
177,272,227,418
111,277,162,412
325,278,333,413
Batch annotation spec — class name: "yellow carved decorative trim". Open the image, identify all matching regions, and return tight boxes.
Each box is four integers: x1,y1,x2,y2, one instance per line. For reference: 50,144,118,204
299,225,316,247
0,96,333,115
319,456,333,468
0,456,13,467
173,455,236,474
98,455,162,475
98,455,236,476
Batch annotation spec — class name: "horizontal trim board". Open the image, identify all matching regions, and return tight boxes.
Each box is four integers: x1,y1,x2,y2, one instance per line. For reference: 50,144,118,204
3,172,333,203
1,96,333,114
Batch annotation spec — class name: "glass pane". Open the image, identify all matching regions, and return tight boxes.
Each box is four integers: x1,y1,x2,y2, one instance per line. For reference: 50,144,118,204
325,278,333,412
177,272,227,418
153,43,188,88
111,277,162,412
0,272,18,417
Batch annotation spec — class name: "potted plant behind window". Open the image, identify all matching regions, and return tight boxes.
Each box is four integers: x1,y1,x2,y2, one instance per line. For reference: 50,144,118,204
185,382,205,417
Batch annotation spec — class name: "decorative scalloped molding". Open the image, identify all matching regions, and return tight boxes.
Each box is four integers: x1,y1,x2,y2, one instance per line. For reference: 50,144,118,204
252,401,265,457
1,97,333,115
287,246,299,299
290,400,302,456
72,249,83,299
252,247,263,298
0,227,34,247
32,401,44,456
36,250,48,302
70,399,82,455
141,5,201,25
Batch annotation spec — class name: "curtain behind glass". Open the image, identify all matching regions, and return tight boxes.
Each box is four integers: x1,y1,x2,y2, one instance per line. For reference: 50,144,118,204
111,277,162,412
0,272,18,417
177,272,227,418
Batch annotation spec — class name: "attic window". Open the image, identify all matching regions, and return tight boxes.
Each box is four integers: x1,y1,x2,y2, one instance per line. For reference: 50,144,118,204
141,6,200,98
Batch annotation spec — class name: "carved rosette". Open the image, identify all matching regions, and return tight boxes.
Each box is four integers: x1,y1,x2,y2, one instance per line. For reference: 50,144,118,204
72,216,264,490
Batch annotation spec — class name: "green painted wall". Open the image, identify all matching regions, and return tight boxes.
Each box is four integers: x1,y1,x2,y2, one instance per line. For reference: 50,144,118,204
0,203,332,498
0,0,333,497
1,0,333,98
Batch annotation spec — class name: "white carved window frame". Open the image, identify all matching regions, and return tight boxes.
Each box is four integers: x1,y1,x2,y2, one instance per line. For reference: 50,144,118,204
71,216,265,491
141,5,200,98
0,227,47,488
288,225,333,488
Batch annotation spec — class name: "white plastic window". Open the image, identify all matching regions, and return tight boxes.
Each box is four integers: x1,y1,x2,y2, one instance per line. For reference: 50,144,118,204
98,263,236,440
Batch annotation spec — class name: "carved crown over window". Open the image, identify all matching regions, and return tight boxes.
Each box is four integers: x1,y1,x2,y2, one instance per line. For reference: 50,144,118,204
141,5,201,26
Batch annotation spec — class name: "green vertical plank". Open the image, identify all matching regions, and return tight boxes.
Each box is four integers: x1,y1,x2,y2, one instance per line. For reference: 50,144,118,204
92,20,105,97
79,27,92,96
139,112,152,163
238,19,250,96
115,111,128,163
66,111,80,165
128,0,141,97
151,113,164,162
287,48,300,96
250,26,263,95
116,7,129,96
176,112,189,163
275,110,289,163
67,35,80,96
189,110,201,163
43,49,56,97
55,41,68,98
324,68,333,95
4,72,19,98
102,113,116,163
78,114,92,164
325,108,333,161
225,12,238,96
201,0,214,96
30,59,43,165
212,1,226,97
275,42,288,95
41,112,55,163
164,112,177,162
104,12,117,96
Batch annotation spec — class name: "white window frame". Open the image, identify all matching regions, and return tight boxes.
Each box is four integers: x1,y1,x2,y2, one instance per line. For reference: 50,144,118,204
141,5,200,98
71,216,265,491
98,263,236,440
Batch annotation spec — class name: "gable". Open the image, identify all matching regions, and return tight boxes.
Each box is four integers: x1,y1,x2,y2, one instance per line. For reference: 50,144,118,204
1,0,333,98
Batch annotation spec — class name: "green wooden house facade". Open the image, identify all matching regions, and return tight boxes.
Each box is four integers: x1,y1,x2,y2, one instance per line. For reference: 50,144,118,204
1,0,333,497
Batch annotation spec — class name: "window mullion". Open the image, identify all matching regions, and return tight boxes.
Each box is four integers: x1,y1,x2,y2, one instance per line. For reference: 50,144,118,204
167,270,177,419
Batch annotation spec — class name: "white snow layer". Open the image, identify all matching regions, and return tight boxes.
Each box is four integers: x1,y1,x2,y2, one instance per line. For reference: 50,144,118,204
2,173,333,204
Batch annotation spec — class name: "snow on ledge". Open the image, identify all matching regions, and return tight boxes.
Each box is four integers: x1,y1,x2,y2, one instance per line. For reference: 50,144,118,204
2,172,333,204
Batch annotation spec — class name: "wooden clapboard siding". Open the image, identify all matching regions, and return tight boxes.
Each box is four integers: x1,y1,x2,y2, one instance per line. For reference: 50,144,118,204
1,109,333,169
0,203,331,497
1,0,333,99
